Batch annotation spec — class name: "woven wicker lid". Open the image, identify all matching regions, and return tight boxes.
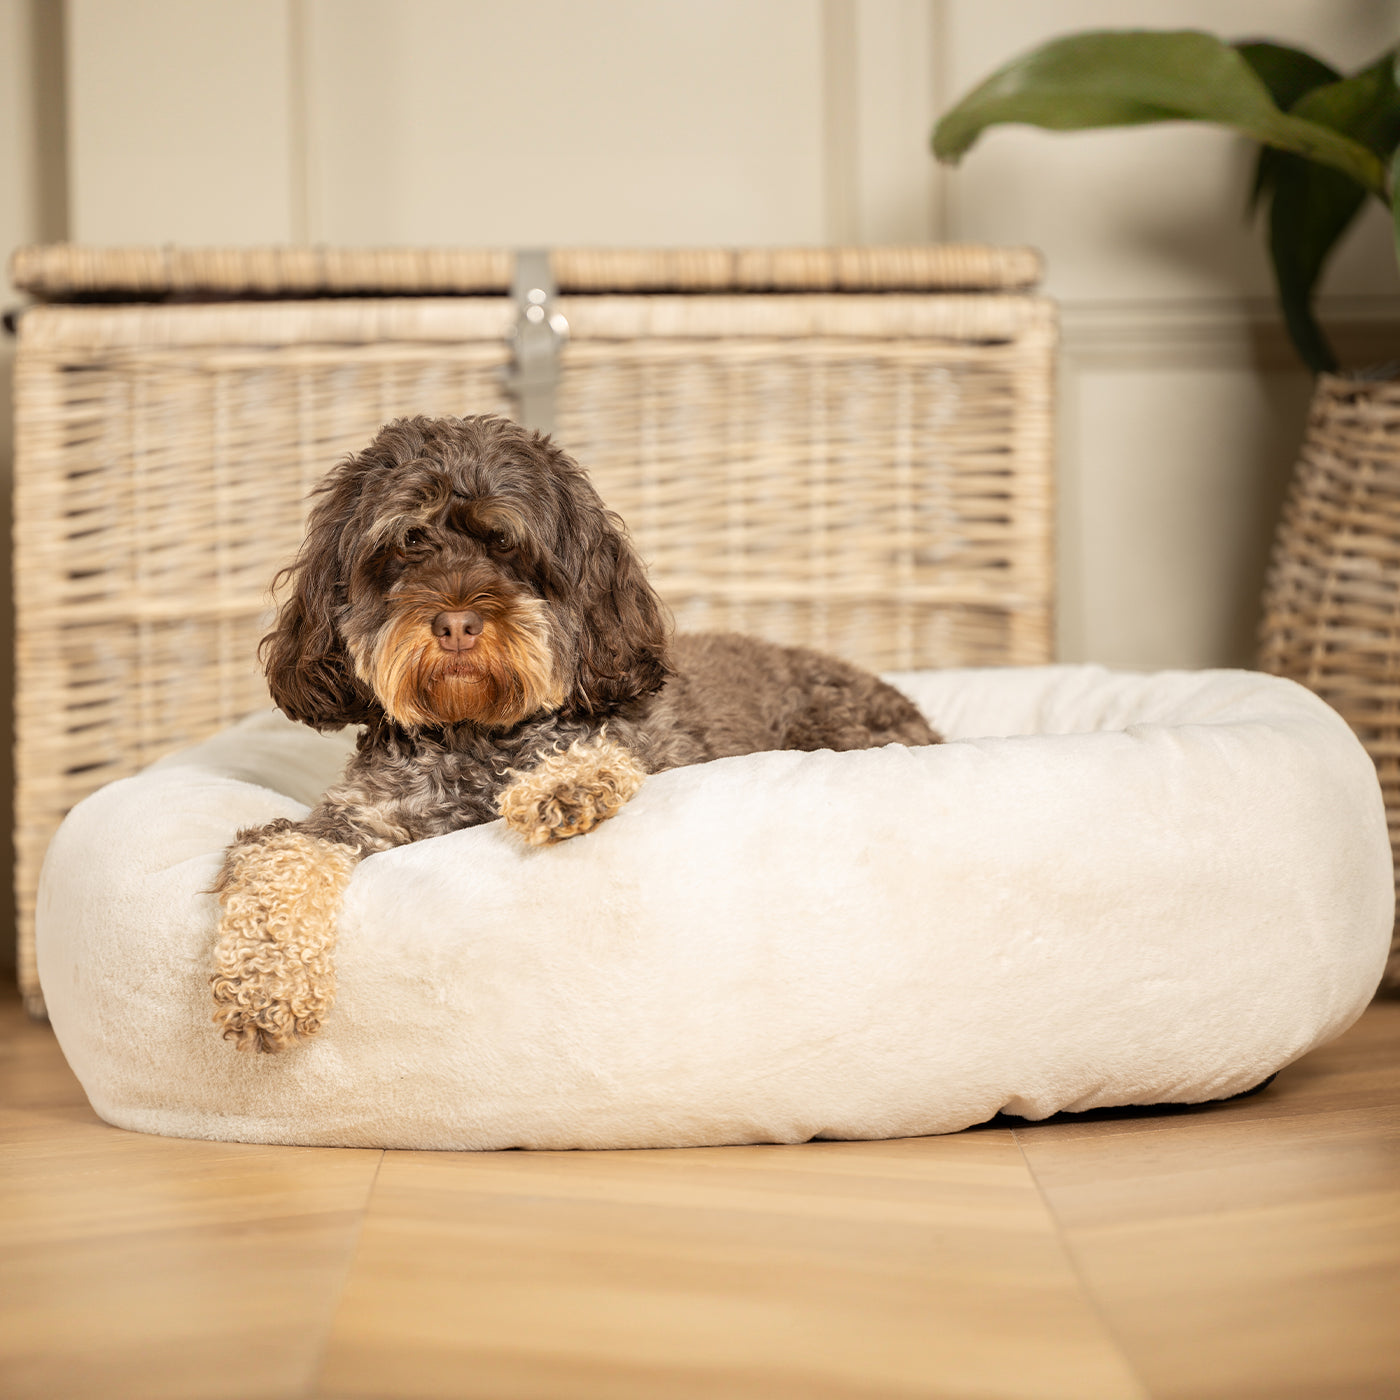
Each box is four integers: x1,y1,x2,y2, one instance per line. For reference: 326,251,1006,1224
10,244,1043,300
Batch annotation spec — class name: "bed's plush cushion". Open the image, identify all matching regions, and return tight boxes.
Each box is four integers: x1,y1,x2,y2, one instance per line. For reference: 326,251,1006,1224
36,665,1394,1150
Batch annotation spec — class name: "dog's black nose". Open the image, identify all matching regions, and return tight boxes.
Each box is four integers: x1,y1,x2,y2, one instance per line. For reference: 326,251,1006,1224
432,609,484,652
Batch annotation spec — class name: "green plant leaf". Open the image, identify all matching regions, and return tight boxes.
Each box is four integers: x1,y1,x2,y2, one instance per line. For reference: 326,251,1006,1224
1235,42,1340,213
1235,41,1339,110
1259,53,1400,372
1244,47,1398,215
1266,157,1360,373
1292,50,1400,159
1393,146,1400,283
932,30,1388,195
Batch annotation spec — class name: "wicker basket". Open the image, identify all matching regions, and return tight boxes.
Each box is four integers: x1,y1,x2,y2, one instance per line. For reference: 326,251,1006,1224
10,244,1056,1015
1258,371,1400,990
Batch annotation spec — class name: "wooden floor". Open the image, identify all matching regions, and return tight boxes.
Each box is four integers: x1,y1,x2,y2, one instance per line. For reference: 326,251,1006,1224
2,989,1397,1400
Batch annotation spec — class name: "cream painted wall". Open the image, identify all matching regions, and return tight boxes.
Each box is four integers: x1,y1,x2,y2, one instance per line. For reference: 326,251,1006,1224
306,0,829,246
66,0,297,244
18,0,1400,670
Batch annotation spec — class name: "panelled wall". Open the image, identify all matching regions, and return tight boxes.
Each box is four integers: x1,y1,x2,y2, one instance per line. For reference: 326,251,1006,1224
21,0,1400,666
43,0,1400,669
2,0,1400,963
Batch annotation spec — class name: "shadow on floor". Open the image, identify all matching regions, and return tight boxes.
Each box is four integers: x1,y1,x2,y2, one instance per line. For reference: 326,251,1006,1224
970,1072,1278,1131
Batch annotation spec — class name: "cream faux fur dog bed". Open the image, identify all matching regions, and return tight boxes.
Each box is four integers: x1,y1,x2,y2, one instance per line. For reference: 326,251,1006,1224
36,664,1393,1150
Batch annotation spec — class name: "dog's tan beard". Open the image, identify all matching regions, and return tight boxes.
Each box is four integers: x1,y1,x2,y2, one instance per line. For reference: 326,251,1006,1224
360,597,563,729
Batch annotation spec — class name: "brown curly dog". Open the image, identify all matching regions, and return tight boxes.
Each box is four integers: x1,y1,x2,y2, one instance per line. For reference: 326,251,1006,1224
211,414,940,1051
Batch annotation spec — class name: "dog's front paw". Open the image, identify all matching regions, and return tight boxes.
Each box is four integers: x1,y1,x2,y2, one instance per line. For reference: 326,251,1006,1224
497,737,646,846
210,828,358,1052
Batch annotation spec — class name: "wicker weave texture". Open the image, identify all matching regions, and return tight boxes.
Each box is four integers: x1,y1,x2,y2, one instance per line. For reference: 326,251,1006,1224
1258,373,1400,979
10,243,1044,298
13,288,1055,1011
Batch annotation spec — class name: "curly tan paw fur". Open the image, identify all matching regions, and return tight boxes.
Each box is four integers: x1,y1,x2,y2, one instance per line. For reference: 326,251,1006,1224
210,830,359,1052
497,737,646,846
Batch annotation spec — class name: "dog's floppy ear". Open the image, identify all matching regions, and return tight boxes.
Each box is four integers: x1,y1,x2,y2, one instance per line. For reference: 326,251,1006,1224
564,507,672,718
260,479,374,731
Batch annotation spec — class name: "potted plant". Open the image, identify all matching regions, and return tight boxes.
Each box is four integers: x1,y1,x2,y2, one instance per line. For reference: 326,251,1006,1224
934,30,1400,990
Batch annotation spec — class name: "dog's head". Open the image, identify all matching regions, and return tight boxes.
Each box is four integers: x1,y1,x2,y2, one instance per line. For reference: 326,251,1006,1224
262,415,671,732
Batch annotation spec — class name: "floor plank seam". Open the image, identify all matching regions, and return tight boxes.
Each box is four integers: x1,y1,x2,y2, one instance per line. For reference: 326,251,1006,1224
1011,1129,1154,1400
308,1148,386,1400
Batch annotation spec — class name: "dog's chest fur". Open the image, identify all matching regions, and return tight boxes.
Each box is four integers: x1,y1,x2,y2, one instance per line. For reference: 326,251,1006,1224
309,702,703,850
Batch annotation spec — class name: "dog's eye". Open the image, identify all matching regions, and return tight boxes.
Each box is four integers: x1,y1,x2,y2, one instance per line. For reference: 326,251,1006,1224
487,531,514,556
402,528,428,551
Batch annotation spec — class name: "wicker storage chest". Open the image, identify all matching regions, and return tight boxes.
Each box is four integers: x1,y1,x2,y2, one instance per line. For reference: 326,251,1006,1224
10,244,1056,1014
